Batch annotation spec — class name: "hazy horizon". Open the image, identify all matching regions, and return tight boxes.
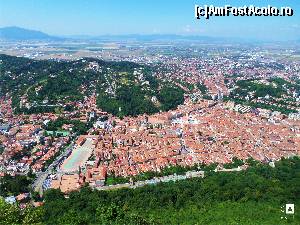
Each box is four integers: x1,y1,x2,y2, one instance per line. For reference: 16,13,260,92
0,0,299,41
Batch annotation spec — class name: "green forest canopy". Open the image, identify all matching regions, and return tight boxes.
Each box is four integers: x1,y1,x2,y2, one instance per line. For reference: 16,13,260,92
0,54,185,117
1,157,299,224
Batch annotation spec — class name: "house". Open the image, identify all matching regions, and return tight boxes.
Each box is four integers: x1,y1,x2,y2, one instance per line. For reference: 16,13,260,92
0,124,11,134
94,121,107,129
51,174,83,193
85,166,107,187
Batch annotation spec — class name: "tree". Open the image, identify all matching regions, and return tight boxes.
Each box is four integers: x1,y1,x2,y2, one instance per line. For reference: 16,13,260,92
0,175,32,197
96,203,125,224
57,209,87,225
0,198,21,225
43,188,64,202
22,207,44,225
158,85,184,111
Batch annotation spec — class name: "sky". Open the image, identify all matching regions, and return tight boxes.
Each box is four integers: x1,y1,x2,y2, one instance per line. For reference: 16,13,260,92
0,0,299,41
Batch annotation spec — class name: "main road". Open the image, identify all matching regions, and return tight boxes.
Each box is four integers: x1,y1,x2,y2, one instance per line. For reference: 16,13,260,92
32,143,74,195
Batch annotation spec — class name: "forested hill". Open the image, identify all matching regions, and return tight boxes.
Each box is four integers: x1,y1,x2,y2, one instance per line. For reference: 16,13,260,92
1,157,299,224
0,54,184,116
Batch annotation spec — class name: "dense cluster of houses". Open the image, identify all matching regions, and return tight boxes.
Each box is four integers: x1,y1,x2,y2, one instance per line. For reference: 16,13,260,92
1,49,300,196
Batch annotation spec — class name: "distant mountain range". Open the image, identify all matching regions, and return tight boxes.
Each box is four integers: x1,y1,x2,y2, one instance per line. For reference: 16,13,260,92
0,26,230,43
0,26,61,41
0,26,298,43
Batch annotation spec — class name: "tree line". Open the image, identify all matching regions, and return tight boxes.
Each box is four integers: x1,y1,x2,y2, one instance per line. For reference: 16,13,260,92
1,156,299,224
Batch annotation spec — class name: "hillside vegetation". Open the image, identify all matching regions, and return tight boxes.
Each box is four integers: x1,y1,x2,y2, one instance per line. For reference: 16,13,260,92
1,157,299,224
0,54,184,116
